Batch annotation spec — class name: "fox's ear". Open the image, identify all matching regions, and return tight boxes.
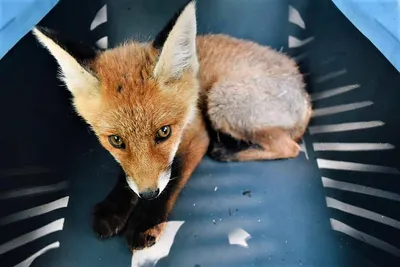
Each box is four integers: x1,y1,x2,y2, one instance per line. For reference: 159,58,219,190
32,27,100,96
153,1,199,81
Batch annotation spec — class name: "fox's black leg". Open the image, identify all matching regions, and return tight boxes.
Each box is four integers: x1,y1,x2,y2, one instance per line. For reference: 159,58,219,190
207,124,263,162
123,156,183,250
92,168,139,239
123,194,169,250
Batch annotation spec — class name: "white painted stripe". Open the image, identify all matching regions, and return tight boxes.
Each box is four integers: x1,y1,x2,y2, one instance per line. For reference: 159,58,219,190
312,101,373,117
288,36,314,48
311,84,359,101
320,57,336,65
313,142,394,151
326,197,400,230
315,69,348,83
14,242,60,267
309,121,385,134
317,159,400,175
96,36,108,49
322,177,400,202
0,181,68,200
293,52,309,62
90,4,107,30
330,219,400,257
0,219,65,255
288,6,305,29
0,166,51,177
0,197,69,226
299,139,309,160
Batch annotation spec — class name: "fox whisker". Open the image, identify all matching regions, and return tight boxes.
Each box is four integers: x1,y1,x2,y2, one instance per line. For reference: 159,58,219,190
169,176,179,181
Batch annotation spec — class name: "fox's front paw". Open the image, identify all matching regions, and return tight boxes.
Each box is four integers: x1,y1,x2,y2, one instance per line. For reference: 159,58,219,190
92,200,133,239
125,222,166,251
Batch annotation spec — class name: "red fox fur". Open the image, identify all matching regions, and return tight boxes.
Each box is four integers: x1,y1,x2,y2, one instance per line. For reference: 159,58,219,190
32,1,311,250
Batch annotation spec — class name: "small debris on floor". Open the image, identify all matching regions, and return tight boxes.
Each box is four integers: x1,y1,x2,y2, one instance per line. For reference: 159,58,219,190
212,220,216,225
242,190,252,197
228,208,232,216
214,186,218,191
194,264,201,267
193,203,196,206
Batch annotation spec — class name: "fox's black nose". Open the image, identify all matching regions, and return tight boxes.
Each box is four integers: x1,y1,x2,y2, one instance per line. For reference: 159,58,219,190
139,189,160,200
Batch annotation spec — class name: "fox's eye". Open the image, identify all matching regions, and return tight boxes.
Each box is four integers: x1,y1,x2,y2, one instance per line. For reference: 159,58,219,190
108,135,125,149
155,126,171,143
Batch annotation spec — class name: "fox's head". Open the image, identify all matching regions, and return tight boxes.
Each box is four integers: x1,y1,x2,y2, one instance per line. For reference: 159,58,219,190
32,1,199,199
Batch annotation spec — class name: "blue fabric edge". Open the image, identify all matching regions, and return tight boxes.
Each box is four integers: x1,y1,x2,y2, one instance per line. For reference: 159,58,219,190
331,0,400,72
0,0,60,60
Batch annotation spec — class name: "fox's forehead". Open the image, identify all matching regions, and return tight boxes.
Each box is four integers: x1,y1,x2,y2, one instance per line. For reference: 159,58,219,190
92,87,188,137
86,43,195,136
91,42,159,93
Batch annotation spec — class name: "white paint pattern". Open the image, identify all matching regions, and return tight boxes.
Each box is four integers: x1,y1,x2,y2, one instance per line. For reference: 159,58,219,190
330,219,400,257
313,142,394,151
311,84,360,101
314,69,347,83
288,6,305,29
0,219,65,255
0,181,68,200
317,159,400,175
312,101,373,117
293,52,309,62
96,36,108,49
0,197,69,226
322,177,400,202
90,4,107,30
14,242,60,267
326,197,400,230
288,36,314,48
0,166,51,177
309,121,385,134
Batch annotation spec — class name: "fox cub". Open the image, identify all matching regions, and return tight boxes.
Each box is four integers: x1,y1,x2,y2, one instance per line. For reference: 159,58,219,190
33,1,311,250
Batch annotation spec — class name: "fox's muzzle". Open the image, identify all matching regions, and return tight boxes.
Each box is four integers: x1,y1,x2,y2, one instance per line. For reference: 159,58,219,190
139,188,160,200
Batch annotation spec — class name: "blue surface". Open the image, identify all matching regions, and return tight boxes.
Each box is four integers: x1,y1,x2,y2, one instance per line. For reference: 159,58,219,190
332,0,400,72
0,0,59,59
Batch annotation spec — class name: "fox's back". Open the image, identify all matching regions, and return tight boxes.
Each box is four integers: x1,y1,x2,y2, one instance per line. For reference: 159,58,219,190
196,34,310,139
196,34,302,89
